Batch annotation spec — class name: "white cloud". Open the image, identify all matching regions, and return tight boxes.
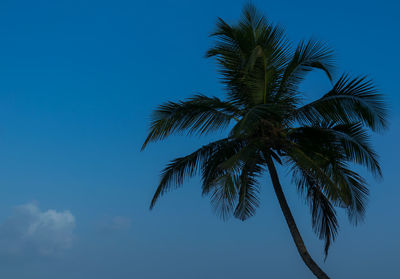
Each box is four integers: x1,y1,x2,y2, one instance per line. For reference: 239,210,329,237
0,202,76,256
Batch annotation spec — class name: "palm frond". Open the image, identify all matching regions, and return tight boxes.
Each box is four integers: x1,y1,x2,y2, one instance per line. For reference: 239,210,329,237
287,145,340,201
206,4,290,107
309,186,338,258
330,123,381,176
201,139,247,194
209,173,239,220
292,167,338,258
294,74,388,131
149,138,233,209
289,139,369,225
331,163,368,224
201,139,263,221
280,40,334,92
292,163,339,258
142,95,240,150
233,156,263,221
288,123,382,176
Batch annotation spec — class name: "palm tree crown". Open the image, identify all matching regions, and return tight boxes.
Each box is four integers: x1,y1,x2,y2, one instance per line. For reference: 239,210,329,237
142,4,387,279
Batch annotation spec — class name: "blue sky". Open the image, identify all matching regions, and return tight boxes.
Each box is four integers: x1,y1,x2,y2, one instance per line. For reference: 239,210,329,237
0,0,399,278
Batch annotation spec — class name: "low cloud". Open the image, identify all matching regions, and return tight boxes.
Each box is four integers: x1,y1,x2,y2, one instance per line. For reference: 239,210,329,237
0,202,76,256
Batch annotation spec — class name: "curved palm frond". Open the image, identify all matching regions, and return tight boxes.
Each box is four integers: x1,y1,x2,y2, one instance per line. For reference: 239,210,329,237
294,74,387,131
309,186,338,259
288,124,370,207
209,173,239,220
233,154,263,221
277,40,335,105
288,142,369,256
149,138,235,209
289,138,369,224
142,95,240,150
292,167,338,257
287,145,340,202
330,163,368,225
289,123,381,176
202,140,264,220
201,138,247,194
329,123,381,176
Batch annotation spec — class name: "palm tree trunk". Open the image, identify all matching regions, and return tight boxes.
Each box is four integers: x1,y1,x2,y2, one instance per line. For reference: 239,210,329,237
265,156,330,279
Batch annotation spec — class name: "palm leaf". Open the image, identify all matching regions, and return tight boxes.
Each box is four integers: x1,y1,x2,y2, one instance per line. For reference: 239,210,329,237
309,186,338,258
209,173,239,220
292,167,338,258
233,156,263,221
142,95,240,150
289,123,382,176
206,4,290,108
149,138,234,209
294,74,387,131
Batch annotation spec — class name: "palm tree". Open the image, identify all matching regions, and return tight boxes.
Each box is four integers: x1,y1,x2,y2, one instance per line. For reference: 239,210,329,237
141,4,387,279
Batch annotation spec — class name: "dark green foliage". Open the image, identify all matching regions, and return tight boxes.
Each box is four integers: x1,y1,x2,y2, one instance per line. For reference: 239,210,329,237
142,4,387,258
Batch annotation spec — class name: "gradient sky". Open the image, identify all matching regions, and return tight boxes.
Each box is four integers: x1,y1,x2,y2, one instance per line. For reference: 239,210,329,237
0,0,399,278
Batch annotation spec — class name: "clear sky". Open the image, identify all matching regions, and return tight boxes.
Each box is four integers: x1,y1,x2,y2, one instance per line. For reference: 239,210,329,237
0,0,398,278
